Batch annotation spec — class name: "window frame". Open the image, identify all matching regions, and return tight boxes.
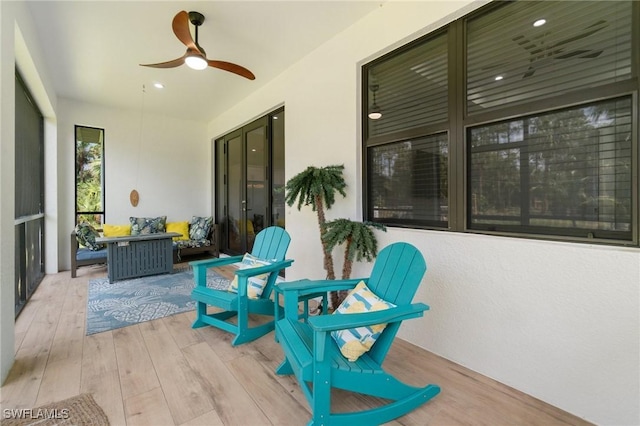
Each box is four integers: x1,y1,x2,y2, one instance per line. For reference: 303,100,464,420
362,0,640,247
74,125,105,227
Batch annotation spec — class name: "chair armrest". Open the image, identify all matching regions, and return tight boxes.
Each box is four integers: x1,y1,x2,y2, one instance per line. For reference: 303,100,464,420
189,255,243,270
277,278,365,297
307,303,429,333
276,278,366,320
190,255,243,288
234,259,293,298
234,259,294,277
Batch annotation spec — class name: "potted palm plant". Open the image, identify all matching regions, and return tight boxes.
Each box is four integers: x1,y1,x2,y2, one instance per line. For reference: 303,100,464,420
323,219,386,307
285,165,387,309
285,164,347,281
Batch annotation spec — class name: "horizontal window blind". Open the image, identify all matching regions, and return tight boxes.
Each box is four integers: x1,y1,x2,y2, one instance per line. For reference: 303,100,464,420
466,1,632,115
469,97,632,239
367,32,448,137
368,133,448,226
363,0,637,245
15,74,44,219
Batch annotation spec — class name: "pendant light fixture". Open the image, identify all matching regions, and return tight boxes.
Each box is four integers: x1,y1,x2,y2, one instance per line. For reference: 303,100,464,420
368,84,382,120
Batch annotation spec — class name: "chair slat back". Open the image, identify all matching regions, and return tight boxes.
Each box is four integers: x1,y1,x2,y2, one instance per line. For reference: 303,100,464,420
367,242,426,306
250,226,291,261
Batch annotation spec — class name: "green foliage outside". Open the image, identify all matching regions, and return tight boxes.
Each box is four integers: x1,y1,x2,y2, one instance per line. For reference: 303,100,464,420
76,138,103,227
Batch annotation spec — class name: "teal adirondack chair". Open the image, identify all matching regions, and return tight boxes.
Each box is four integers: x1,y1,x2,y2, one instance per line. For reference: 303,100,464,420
191,226,292,346
275,242,440,425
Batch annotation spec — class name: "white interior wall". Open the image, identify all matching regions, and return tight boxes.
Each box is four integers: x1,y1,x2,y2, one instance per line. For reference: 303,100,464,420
0,0,17,384
207,1,640,425
1,0,638,423
0,0,58,384
57,98,210,271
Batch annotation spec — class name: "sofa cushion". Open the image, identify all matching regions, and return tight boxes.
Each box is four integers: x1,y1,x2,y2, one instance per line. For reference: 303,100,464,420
103,223,131,237
166,221,189,241
173,239,211,249
76,247,107,261
129,216,167,235
189,216,213,240
75,223,104,251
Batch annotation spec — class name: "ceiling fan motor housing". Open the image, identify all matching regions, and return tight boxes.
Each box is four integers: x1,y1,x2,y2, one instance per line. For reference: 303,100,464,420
189,11,205,27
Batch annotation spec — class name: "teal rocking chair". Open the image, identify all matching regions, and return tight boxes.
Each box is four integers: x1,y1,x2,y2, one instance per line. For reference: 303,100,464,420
275,242,440,425
190,226,292,346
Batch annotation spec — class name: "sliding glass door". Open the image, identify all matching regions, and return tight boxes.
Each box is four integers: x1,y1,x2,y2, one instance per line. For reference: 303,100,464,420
216,108,284,255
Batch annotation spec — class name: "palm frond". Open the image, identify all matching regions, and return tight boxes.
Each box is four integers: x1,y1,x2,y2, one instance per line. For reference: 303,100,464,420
285,165,346,212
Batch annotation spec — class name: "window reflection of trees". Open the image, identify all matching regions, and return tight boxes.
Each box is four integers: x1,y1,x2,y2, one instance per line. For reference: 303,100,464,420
370,134,448,226
470,98,631,234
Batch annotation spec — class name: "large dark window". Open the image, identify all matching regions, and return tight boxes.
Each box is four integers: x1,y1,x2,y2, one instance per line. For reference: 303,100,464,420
363,0,639,246
466,1,632,115
469,97,632,240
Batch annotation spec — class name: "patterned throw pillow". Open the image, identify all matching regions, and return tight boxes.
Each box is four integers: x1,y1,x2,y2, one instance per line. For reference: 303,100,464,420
189,216,213,240
129,216,166,235
227,253,272,299
330,281,396,362
75,223,104,251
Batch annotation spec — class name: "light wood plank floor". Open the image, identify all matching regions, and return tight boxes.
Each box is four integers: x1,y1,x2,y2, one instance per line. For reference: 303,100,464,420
2,265,593,426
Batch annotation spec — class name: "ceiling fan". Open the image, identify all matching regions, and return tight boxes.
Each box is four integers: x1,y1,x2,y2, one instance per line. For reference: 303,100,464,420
481,19,608,80
513,20,607,78
140,10,255,80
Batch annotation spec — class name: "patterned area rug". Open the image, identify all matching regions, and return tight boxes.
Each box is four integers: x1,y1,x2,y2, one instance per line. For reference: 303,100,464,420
86,268,230,335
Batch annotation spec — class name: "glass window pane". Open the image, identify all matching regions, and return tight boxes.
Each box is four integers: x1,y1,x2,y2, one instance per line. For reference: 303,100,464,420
215,139,227,249
227,134,242,253
368,133,448,227
271,110,285,228
75,126,104,227
367,32,448,137
467,1,632,114
469,97,632,240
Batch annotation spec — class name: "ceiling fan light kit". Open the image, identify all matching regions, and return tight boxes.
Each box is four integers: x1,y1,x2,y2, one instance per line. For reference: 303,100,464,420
140,10,255,80
185,53,208,70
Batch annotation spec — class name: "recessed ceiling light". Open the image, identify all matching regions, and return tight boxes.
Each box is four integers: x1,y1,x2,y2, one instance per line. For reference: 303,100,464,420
153,82,164,89
495,75,504,81
533,19,546,27
251,148,257,152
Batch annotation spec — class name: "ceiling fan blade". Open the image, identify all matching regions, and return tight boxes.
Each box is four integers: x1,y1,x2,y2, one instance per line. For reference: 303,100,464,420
140,53,186,69
556,49,603,59
207,60,256,80
172,10,198,51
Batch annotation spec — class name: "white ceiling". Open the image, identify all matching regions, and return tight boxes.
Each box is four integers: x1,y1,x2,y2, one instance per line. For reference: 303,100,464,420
26,1,381,122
